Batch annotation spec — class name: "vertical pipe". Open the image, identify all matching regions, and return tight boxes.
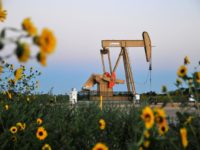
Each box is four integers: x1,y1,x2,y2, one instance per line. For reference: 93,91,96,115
101,51,106,73
100,95,103,111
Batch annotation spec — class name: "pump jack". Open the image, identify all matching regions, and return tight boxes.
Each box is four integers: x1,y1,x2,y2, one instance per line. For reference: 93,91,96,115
82,32,152,101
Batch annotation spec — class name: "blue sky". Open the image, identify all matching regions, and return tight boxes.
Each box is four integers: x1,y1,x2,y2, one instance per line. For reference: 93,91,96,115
1,0,200,94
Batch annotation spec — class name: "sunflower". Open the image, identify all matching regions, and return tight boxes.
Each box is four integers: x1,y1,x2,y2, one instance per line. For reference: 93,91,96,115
92,143,109,150
10,64,14,70
177,65,187,78
158,121,168,136
36,28,56,54
99,119,106,130
180,128,188,148
8,79,16,86
184,56,190,65
194,72,200,83
36,127,48,140
154,108,166,125
16,122,23,131
4,104,9,110
22,18,37,36
143,140,150,148
143,130,150,138
37,118,43,125
11,136,17,142
37,52,47,66
0,6,7,22
22,123,26,130
10,126,18,134
14,68,23,81
15,43,30,62
42,144,52,150
0,66,3,74
16,122,26,131
139,146,143,150
141,106,154,129
175,78,182,87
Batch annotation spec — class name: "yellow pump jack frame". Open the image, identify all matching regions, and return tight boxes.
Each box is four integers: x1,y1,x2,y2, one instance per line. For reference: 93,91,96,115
82,32,152,100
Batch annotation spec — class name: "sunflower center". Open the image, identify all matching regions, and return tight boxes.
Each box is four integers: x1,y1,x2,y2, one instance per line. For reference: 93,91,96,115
97,148,103,150
44,147,49,150
45,37,50,44
156,116,164,124
197,75,200,80
161,126,166,132
145,114,151,121
39,131,43,136
180,69,185,74
99,122,102,127
12,137,16,141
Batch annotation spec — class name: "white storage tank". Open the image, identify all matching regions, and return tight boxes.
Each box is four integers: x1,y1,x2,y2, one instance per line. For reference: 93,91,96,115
135,94,140,103
69,88,77,104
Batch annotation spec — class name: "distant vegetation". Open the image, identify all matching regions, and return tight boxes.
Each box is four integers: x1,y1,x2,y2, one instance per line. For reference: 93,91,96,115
141,88,200,103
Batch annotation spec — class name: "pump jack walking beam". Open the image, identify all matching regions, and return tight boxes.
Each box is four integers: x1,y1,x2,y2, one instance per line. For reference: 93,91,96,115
102,32,151,62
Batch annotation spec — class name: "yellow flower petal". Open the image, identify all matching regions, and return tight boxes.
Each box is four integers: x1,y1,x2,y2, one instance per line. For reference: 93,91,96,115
42,144,52,150
177,65,187,78
99,119,106,130
10,126,18,134
37,52,47,66
15,43,30,62
14,68,23,81
0,8,7,22
180,128,188,148
92,143,109,150
141,106,154,129
36,126,48,140
37,28,56,54
37,118,43,125
184,56,190,65
22,18,37,36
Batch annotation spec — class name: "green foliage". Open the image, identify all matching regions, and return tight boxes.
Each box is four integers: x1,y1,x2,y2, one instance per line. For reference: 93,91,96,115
1,98,200,150
0,63,40,99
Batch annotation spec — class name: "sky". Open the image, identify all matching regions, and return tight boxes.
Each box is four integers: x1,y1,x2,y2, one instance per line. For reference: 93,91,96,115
1,0,200,94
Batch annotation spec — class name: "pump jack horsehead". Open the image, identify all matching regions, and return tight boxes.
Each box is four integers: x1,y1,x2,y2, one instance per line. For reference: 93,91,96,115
82,32,152,101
